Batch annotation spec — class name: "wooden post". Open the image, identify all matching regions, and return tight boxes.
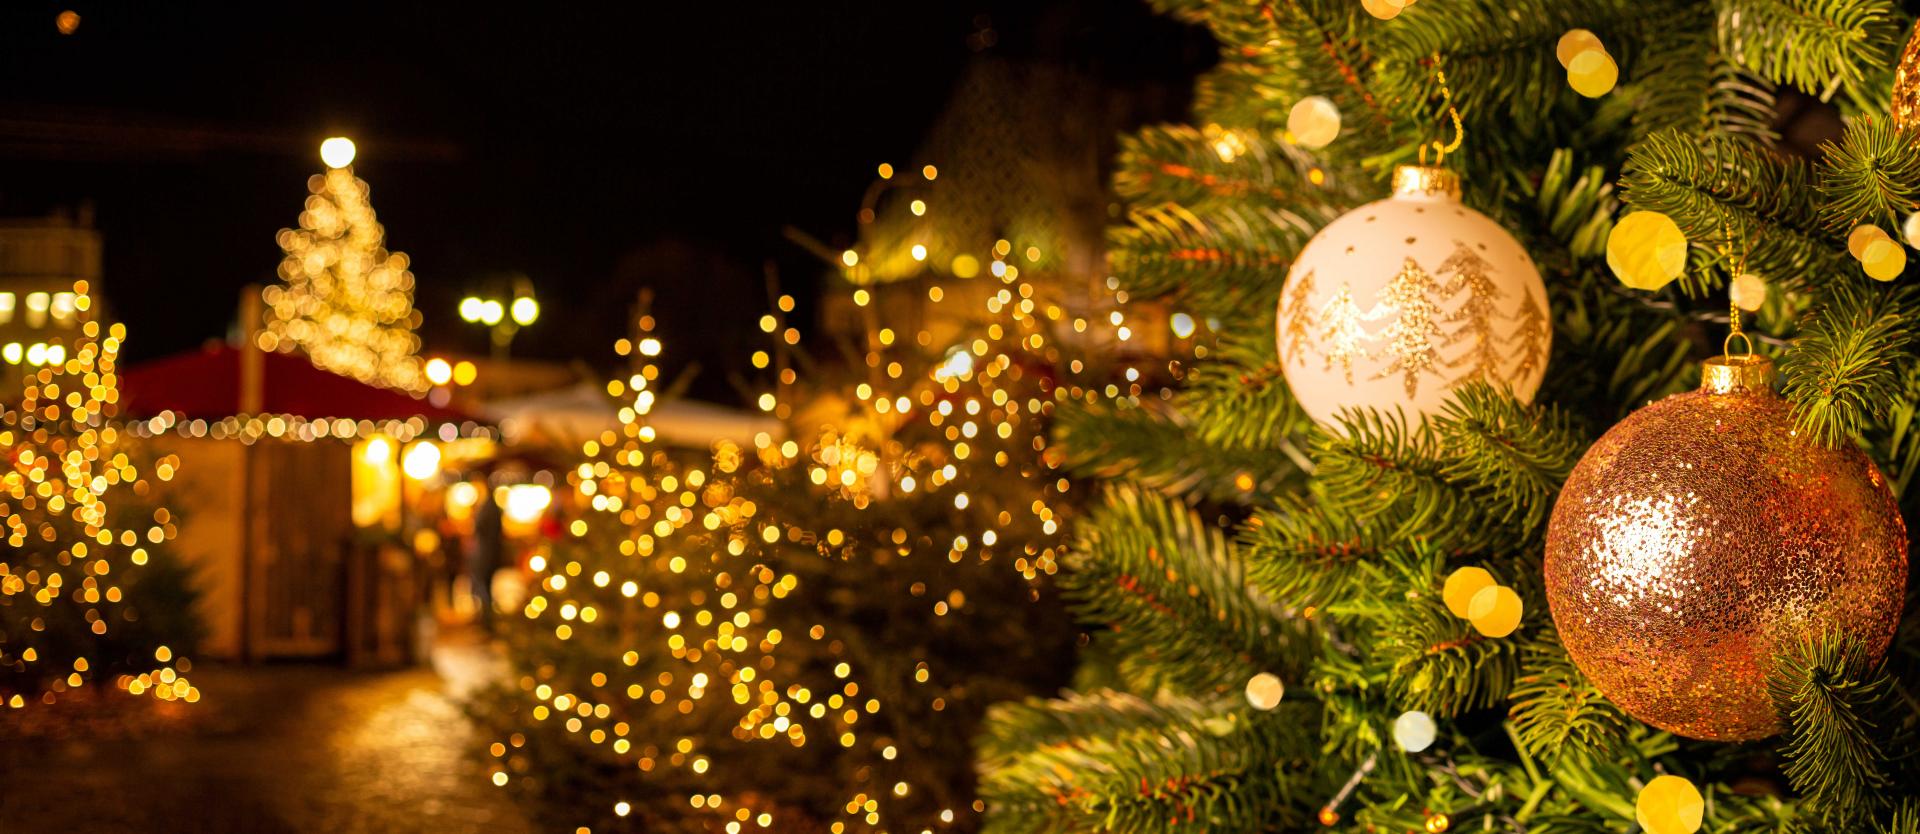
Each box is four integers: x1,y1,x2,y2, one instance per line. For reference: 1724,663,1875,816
237,286,265,663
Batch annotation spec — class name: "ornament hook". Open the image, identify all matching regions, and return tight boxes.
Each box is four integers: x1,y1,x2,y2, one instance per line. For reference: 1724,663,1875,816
1718,221,1753,360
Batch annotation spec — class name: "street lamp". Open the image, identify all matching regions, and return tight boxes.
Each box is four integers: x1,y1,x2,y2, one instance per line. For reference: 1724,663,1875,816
458,276,538,360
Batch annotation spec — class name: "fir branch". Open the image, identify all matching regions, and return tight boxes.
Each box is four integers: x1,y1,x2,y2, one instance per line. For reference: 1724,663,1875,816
1114,124,1322,213
1181,331,1314,454
1528,150,1621,262
1062,487,1309,696
1623,29,1780,143
1768,632,1896,822
1431,383,1588,537
1052,402,1304,503
1371,580,1522,717
1508,630,1629,763
1818,116,1920,231
1108,201,1322,324
1371,0,1659,146
1780,281,1920,446
1240,494,1386,611
977,691,1319,833
1310,410,1495,553
1544,277,1695,423
1621,128,1842,294
1716,0,1903,93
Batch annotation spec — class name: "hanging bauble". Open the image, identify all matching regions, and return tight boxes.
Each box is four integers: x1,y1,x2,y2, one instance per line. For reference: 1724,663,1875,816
1544,355,1907,741
1275,165,1550,427
1894,22,1920,130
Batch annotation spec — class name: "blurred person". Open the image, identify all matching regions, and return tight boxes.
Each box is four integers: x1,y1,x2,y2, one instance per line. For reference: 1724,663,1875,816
467,475,504,632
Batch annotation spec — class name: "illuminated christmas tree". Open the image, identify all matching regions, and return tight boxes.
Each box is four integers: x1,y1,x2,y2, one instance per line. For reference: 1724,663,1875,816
0,282,199,709
259,138,427,393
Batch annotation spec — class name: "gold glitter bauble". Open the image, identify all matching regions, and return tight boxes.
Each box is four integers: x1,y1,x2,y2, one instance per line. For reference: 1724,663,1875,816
1896,23,1920,131
1544,355,1907,741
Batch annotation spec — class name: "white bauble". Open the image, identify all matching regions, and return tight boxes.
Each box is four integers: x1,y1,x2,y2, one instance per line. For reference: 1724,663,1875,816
1276,166,1550,427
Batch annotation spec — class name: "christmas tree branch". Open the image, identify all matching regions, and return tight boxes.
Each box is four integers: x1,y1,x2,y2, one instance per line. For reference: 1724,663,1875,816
1768,632,1898,822
1621,129,1842,293
1114,124,1321,212
1108,201,1322,324
1311,409,1497,552
1063,487,1309,696
1780,281,1919,446
1508,630,1630,763
1818,117,1920,232
1431,384,1588,537
1053,403,1306,503
977,691,1318,834
1716,0,1902,93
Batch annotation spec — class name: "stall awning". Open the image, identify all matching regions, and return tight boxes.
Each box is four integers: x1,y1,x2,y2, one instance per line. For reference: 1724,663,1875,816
120,342,475,428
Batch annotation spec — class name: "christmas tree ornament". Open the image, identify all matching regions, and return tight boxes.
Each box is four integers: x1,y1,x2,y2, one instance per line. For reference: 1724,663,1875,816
1392,710,1437,752
1606,211,1687,290
1635,775,1704,834
1728,273,1766,311
1466,585,1523,638
1245,672,1286,710
1440,566,1494,617
1848,223,1890,258
1275,166,1550,427
1545,354,1907,740
1288,96,1343,149
1555,29,1603,67
1904,212,1920,248
1895,22,1920,130
1566,49,1619,97
1862,238,1907,281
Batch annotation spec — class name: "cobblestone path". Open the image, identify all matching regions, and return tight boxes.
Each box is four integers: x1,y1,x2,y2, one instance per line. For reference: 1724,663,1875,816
0,661,534,834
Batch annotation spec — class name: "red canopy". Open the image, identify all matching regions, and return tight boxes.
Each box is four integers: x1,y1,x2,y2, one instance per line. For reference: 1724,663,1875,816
119,343,473,424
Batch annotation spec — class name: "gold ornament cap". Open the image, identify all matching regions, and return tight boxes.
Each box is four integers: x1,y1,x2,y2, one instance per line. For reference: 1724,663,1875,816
1699,354,1774,395
1392,165,1461,201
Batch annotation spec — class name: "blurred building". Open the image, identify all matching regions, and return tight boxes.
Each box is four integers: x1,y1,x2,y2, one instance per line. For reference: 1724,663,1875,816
0,207,99,380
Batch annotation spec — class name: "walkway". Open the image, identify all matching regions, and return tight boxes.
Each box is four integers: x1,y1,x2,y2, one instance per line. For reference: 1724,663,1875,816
0,651,533,834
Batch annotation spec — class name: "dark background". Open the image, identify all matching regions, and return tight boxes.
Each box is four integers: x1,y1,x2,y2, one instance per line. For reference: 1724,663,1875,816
0,1,1209,402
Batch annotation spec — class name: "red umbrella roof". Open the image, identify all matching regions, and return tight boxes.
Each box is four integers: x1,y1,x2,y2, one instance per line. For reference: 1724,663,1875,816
119,343,473,424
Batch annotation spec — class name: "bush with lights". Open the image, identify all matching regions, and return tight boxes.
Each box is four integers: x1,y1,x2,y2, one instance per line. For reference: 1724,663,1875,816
475,293,1086,832
0,286,201,711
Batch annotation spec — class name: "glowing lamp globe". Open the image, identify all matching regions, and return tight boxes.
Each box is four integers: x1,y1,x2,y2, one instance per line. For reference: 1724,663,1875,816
319,136,357,169
1275,166,1550,428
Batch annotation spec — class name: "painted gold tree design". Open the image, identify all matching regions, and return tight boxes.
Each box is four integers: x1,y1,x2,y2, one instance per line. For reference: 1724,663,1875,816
1506,290,1550,382
1371,258,1443,397
1316,281,1371,383
1437,244,1508,387
1278,270,1318,367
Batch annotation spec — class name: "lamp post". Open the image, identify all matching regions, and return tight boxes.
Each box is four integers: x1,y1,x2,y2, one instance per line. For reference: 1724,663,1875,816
458,275,538,361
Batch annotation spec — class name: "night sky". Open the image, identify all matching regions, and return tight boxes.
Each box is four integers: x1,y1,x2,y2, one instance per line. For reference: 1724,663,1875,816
0,1,1208,403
